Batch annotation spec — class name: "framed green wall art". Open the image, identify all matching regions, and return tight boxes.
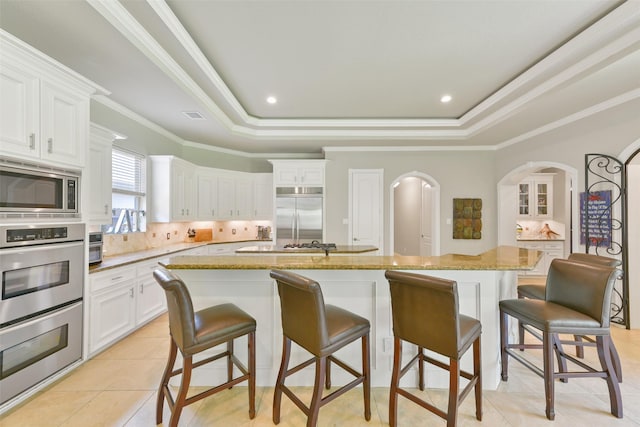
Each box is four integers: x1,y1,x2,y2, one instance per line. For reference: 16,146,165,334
453,198,482,239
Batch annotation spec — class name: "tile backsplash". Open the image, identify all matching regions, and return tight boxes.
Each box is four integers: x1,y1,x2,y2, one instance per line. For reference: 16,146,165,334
102,220,272,257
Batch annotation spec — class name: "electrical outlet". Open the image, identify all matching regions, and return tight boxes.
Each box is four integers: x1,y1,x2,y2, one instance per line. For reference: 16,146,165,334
166,233,170,240
232,229,236,235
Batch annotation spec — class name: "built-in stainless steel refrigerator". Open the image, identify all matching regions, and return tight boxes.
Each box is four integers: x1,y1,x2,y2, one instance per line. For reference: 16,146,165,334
275,187,323,246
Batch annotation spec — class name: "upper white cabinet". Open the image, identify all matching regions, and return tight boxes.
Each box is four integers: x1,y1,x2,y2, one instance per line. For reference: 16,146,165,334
518,174,553,219
270,160,325,187
253,173,273,219
196,168,219,219
87,124,114,224
196,167,270,221
150,156,196,222
0,32,103,168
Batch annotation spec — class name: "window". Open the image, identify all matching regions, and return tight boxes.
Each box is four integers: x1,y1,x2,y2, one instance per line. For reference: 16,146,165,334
102,148,146,234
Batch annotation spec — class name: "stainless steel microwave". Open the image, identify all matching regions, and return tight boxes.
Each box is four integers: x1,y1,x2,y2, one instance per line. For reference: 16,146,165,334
0,162,79,216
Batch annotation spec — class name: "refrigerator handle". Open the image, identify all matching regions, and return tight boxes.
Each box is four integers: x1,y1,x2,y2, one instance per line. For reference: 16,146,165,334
296,212,300,243
291,211,296,242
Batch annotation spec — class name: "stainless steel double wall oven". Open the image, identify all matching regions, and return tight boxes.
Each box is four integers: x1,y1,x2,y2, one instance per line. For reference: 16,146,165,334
0,223,84,405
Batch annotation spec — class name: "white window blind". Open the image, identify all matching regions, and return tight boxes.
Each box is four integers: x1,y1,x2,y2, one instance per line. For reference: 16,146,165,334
112,148,146,195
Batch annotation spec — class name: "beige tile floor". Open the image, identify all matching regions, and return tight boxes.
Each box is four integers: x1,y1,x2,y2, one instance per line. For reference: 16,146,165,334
2,312,640,426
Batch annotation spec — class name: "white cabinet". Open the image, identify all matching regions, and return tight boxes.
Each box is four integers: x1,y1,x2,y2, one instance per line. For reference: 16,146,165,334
270,160,325,187
200,170,254,220
87,124,113,224
150,156,196,222
88,259,168,356
135,260,168,325
253,173,273,219
518,174,553,219
0,34,98,168
517,240,565,276
88,267,137,354
196,169,219,219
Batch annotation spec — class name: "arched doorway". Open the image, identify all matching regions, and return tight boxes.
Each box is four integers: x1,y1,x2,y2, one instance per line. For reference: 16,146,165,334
389,172,440,256
497,162,578,254
621,140,640,329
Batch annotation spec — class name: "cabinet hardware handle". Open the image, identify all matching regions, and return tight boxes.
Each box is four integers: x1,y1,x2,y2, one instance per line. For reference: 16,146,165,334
104,204,109,215
47,138,53,153
212,209,215,216
29,133,35,149
353,237,359,241
111,276,123,281
230,209,233,216
186,209,189,215
181,209,184,215
140,285,144,294
129,288,134,298
237,210,240,216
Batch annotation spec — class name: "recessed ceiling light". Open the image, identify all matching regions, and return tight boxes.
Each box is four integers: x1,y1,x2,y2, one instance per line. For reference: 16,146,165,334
266,96,277,104
440,94,452,103
182,111,205,120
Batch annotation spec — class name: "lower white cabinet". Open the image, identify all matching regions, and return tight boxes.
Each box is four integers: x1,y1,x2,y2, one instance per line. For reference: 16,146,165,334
517,240,565,276
88,260,167,356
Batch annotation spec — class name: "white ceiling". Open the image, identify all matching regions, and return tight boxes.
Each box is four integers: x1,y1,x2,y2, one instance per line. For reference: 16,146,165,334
1,0,638,155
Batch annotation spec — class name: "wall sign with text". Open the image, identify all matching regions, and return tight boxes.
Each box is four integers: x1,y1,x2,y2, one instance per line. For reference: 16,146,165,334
580,190,612,247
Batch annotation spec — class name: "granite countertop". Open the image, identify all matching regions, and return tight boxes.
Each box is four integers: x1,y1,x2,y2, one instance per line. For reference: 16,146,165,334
89,239,271,273
517,237,565,241
235,245,378,254
160,245,542,271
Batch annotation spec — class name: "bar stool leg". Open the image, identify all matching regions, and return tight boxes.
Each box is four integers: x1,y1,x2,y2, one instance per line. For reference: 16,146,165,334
446,359,460,427
597,336,623,418
418,346,425,391
227,339,234,387
551,334,568,383
362,333,371,421
609,340,623,382
273,337,291,424
389,338,402,427
474,336,482,421
543,331,555,420
500,311,509,381
248,331,256,419
170,355,193,427
157,338,178,424
308,356,327,427
325,356,331,389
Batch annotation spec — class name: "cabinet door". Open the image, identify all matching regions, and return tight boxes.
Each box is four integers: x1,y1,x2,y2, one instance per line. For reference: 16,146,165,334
253,174,273,219
534,179,553,218
273,166,298,186
136,277,166,325
40,81,87,167
171,160,196,220
217,175,236,219
235,176,253,218
0,63,40,159
299,165,324,186
197,172,218,219
87,134,112,224
89,283,136,354
518,181,531,217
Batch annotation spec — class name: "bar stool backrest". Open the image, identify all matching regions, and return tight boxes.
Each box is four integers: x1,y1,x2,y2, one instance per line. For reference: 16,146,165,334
385,271,460,359
545,259,619,327
568,252,622,268
153,267,197,351
270,269,329,355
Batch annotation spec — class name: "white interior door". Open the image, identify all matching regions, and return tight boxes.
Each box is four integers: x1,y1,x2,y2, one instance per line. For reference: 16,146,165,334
349,169,383,253
420,184,432,256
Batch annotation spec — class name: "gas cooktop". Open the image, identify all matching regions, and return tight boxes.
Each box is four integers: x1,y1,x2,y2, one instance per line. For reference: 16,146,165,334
283,242,337,250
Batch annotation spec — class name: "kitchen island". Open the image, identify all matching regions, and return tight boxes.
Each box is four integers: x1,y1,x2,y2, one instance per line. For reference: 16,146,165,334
159,246,541,390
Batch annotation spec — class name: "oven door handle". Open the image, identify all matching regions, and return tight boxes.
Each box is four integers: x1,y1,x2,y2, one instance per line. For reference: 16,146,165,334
0,240,84,257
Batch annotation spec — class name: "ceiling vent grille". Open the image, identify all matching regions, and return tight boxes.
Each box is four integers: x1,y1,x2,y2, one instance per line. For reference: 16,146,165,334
182,111,205,120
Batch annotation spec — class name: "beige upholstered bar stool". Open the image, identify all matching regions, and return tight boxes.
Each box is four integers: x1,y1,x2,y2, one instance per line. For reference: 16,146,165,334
269,269,371,427
153,267,256,427
385,270,482,427
500,259,622,420
517,252,623,379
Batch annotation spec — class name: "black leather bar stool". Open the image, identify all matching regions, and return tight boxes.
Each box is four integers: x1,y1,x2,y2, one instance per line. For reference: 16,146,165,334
517,252,623,379
153,267,256,427
269,269,371,427
385,270,482,427
500,259,622,420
